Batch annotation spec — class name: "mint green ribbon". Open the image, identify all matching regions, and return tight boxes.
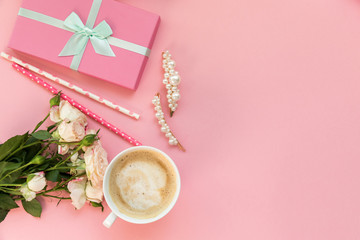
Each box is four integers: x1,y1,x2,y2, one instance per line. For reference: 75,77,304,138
59,12,115,58
17,0,151,70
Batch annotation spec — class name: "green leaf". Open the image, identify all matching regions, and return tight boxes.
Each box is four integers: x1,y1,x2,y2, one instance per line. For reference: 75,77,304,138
24,136,38,146
31,130,51,140
0,208,10,223
21,198,42,217
59,173,71,179
0,162,23,185
36,163,49,171
0,134,28,161
32,114,50,134
0,169,23,184
24,143,42,163
0,194,19,210
47,123,58,132
10,150,27,163
0,162,22,176
45,170,60,182
91,201,104,212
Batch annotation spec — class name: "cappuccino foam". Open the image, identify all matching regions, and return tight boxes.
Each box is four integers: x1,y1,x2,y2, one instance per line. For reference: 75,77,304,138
109,149,177,219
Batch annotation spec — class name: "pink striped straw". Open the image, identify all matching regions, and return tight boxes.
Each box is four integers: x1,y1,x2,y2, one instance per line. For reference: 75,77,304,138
12,63,141,146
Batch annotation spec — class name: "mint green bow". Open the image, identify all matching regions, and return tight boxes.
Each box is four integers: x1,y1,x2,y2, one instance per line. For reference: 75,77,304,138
59,12,115,57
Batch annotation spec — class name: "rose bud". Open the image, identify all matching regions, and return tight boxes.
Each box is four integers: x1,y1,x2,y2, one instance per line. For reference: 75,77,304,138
27,172,46,192
50,93,61,107
81,134,98,146
30,155,46,165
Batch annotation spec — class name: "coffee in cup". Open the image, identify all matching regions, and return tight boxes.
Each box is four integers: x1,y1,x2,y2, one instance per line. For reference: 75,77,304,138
109,149,178,219
103,146,180,226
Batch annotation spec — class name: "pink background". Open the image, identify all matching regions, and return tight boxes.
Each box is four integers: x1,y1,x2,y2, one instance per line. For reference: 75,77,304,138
1,0,360,239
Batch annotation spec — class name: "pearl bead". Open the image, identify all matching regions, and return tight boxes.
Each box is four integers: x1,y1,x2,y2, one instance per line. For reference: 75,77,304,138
163,79,168,84
169,103,173,108
167,90,172,94
165,68,169,72
155,112,163,119
168,98,173,103
164,73,170,78
171,86,178,91
158,119,165,125
162,64,167,69
166,84,171,89
174,139,178,145
165,132,172,138
169,75,181,85
162,59,168,64
167,94,171,99
155,106,161,111
171,107,176,111
167,60,176,68
172,92,180,101
161,126,167,133
169,139,176,145
162,53,168,58
175,71,179,75
169,69,175,75
174,103,178,108
152,99,158,105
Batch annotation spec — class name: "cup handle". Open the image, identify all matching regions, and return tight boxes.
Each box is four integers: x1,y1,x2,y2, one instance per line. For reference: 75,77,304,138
103,212,117,228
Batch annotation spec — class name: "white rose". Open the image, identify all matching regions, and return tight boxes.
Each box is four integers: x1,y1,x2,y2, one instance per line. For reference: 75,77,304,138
58,119,86,142
69,152,86,176
49,106,61,122
68,177,87,209
70,151,79,163
27,172,46,192
59,101,87,124
85,182,103,203
84,142,108,188
20,185,36,202
58,144,70,155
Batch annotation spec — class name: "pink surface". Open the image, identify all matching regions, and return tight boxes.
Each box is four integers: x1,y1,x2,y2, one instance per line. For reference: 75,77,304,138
8,0,160,89
1,0,360,239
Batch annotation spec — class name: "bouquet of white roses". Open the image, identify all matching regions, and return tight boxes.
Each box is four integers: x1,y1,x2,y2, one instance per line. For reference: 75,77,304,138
0,93,108,222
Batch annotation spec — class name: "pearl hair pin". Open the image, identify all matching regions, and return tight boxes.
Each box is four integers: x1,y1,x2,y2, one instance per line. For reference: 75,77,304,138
152,93,185,152
162,50,181,117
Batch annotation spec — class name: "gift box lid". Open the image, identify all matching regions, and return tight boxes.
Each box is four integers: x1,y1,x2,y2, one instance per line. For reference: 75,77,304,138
8,0,160,90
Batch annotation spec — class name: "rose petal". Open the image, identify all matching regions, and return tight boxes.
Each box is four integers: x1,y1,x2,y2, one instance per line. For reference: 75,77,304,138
50,106,61,122
85,182,103,203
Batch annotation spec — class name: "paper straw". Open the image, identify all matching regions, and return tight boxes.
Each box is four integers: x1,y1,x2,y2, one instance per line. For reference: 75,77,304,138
12,63,141,146
1,52,140,120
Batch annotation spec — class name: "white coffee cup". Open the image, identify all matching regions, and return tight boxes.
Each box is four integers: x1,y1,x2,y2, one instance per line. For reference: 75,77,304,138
103,146,181,227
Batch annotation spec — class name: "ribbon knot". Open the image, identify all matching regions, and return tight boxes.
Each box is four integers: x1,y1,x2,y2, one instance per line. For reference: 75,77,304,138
59,12,115,58
82,27,94,37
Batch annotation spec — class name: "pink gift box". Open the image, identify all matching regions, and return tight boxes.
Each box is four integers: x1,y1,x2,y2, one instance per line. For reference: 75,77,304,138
8,0,160,90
